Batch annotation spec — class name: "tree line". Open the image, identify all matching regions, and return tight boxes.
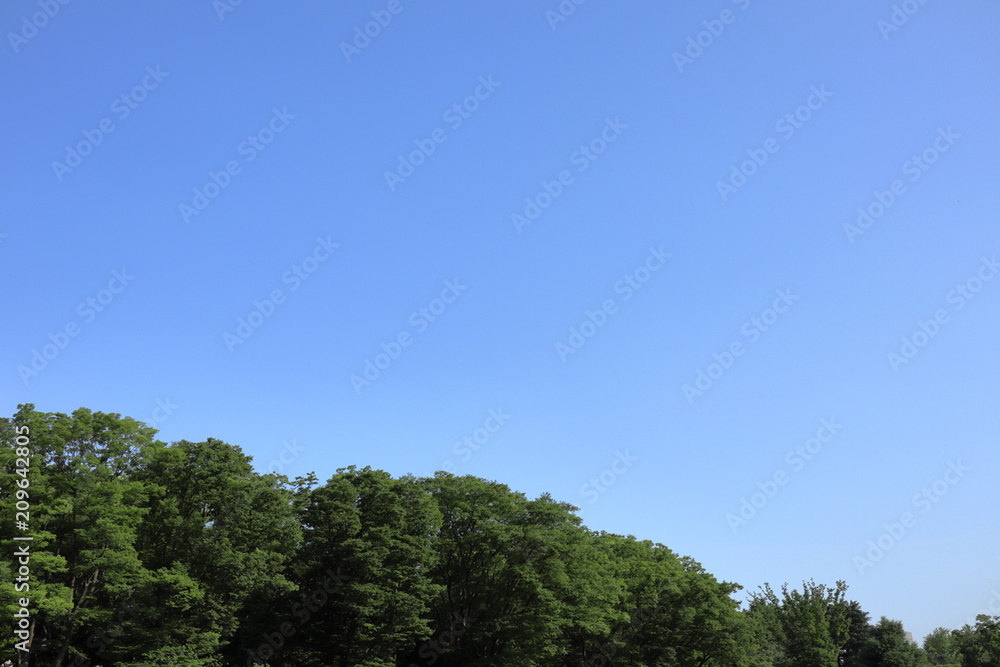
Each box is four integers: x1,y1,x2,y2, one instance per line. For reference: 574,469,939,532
1,405,997,666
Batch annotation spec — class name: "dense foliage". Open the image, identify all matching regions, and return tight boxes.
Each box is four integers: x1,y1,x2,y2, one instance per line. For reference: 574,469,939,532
1,406,996,666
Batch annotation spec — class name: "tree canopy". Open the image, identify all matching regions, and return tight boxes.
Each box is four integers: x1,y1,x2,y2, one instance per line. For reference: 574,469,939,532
2,405,995,666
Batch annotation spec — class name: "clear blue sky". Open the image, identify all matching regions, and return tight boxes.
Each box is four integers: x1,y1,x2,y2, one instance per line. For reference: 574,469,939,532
3,0,999,643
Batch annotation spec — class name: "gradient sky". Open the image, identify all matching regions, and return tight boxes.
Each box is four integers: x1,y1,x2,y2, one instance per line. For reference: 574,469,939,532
3,0,999,643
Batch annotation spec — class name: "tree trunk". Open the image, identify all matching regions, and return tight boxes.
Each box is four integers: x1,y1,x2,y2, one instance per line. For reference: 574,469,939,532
52,626,73,667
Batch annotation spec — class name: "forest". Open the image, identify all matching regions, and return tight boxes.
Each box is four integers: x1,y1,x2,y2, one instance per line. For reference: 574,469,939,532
2,405,997,667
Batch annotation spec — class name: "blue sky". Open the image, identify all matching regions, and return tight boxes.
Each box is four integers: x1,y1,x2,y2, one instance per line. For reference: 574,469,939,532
3,0,999,643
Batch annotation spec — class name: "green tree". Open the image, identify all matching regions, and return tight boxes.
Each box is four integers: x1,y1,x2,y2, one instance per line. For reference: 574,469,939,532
749,580,852,667
952,615,1000,667
549,529,625,666
0,405,157,667
283,467,440,667
842,600,872,667
743,599,785,667
859,616,927,667
416,473,580,666
922,627,959,666
131,438,300,666
582,533,749,667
